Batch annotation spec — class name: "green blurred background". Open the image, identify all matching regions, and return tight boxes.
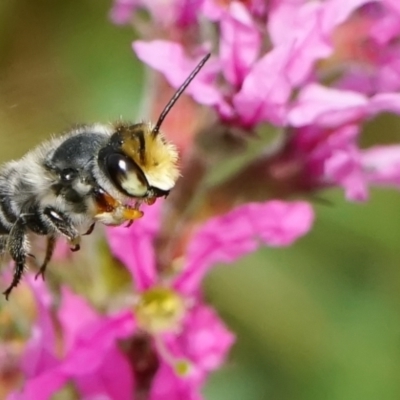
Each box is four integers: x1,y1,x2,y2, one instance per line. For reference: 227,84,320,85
1,1,400,399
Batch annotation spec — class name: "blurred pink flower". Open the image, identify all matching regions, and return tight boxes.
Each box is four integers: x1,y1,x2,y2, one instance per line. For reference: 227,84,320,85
11,280,135,400
362,146,400,187
107,202,235,398
175,200,314,295
110,0,202,28
107,200,314,296
332,2,400,94
326,144,400,201
105,199,313,397
132,0,390,129
202,0,268,21
122,0,400,206
287,85,400,128
109,0,139,25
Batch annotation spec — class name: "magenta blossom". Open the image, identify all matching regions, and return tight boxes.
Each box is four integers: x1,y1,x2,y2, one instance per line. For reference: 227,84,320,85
288,85,400,128
105,199,313,397
10,279,135,400
110,0,202,28
326,142,400,201
132,0,400,203
11,197,314,398
107,200,314,296
132,0,389,129
106,202,235,398
333,2,400,95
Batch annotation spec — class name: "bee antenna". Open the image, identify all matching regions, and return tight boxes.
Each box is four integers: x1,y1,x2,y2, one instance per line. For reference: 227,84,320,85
152,53,211,137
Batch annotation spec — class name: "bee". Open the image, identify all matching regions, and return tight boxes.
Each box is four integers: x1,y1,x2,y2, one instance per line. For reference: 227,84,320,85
0,53,210,299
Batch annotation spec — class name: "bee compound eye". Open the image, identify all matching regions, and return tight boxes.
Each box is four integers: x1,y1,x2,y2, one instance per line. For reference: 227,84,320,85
105,153,148,197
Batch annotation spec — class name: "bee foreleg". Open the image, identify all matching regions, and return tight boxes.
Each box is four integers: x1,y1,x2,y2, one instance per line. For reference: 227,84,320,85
0,235,7,257
3,215,30,300
42,207,81,252
35,235,56,281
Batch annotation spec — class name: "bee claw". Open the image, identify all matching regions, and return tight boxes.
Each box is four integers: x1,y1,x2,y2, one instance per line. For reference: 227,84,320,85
35,268,46,281
3,285,14,300
70,244,80,252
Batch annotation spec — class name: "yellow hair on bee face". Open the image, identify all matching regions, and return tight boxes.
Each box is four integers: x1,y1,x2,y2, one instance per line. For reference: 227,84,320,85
119,123,180,191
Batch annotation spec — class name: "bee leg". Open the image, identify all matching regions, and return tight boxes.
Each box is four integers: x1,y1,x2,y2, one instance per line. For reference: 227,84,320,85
3,215,29,300
83,223,95,236
35,236,56,281
42,207,81,252
0,235,7,257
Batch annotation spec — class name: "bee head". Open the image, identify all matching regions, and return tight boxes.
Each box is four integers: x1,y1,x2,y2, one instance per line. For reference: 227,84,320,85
97,52,210,200
98,123,179,199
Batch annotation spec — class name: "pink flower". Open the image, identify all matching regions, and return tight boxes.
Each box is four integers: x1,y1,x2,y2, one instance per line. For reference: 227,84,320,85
128,0,400,202
175,201,314,295
289,85,400,128
202,0,268,21
109,0,139,25
108,200,314,297
325,144,400,201
132,1,396,130
107,204,235,398
331,3,400,94
362,146,400,187
325,146,368,201
11,280,135,400
288,85,369,128
110,0,202,28
105,199,313,397
218,2,261,88
133,41,222,108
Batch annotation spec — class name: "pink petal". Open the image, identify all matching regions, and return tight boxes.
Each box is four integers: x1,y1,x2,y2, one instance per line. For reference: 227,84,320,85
362,145,400,187
62,311,135,375
182,305,234,372
174,0,203,28
232,43,293,127
21,276,58,377
58,287,100,353
288,84,368,127
250,201,314,246
369,12,400,45
133,40,222,107
106,202,160,291
9,369,68,400
320,0,375,32
369,92,400,116
325,148,368,201
152,305,234,400
219,2,261,87
268,2,332,85
75,346,134,400
201,0,224,20
382,0,400,16
150,363,203,400
176,201,314,293
109,0,138,25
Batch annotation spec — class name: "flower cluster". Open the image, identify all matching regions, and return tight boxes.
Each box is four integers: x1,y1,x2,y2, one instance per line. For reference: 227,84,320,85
4,0,400,399
7,200,311,399
126,0,400,202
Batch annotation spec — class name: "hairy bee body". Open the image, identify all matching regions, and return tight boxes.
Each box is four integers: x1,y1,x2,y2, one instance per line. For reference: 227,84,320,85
0,122,179,298
0,125,109,236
